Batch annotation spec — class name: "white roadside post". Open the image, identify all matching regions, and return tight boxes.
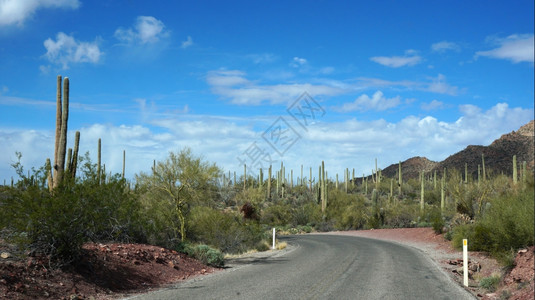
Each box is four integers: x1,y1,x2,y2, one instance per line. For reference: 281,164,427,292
272,228,276,250
463,239,468,287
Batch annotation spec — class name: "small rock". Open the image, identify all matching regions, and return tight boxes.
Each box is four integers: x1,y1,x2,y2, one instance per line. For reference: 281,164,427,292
469,261,481,272
518,249,527,254
0,252,10,259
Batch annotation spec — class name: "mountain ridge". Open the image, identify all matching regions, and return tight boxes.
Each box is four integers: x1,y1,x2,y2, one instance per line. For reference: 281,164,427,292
378,120,534,181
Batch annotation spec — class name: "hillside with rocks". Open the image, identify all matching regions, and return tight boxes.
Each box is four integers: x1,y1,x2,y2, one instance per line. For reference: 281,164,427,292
378,120,534,181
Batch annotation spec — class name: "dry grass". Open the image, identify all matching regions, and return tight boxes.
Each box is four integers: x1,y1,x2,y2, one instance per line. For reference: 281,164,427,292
276,241,287,250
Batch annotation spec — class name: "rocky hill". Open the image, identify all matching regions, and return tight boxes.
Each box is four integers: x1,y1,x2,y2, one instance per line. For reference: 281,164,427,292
378,120,534,181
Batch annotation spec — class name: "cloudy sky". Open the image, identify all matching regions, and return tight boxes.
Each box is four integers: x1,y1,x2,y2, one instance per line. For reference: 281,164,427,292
0,0,533,183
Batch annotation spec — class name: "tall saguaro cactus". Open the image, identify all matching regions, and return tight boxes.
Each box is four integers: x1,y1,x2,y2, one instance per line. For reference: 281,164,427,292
122,150,126,179
267,165,272,199
512,155,517,185
321,161,326,213
51,76,70,189
481,153,486,182
420,171,425,213
398,161,402,196
71,131,80,179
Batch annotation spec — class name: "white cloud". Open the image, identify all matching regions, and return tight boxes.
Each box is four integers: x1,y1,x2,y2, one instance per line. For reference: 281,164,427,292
181,36,193,48
114,16,169,45
426,74,459,95
0,0,79,26
421,99,444,111
334,91,401,112
290,57,308,67
431,41,460,53
319,66,335,74
207,69,344,105
43,32,102,69
247,53,277,64
475,34,534,63
358,74,460,96
370,50,422,68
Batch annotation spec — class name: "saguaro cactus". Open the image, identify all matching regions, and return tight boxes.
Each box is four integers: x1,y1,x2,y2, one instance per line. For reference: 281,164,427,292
464,163,468,184
482,153,486,182
345,168,348,193
309,167,312,191
513,155,517,185
440,175,445,211
267,165,272,199
71,131,80,179
398,161,402,196
97,138,102,184
122,149,126,179
420,171,425,213
321,161,326,213
51,76,70,189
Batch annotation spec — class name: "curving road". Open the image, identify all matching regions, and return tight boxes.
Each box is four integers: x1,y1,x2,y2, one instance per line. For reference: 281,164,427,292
127,234,474,300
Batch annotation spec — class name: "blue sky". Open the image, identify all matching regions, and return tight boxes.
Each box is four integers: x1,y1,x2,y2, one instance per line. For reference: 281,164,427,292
0,0,533,183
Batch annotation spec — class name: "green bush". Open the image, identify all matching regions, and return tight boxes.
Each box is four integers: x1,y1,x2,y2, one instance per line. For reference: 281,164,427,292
451,224,476,250
187,206,265,254
479,275,501,292
383,203,418,228
325,190,368,230
0,173,144,266
192,244,224,267
452,186,534,255
261,204,292,226
429,207,445,234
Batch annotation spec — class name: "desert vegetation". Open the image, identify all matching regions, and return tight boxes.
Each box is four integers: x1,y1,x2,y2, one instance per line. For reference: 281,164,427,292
0,77,533,272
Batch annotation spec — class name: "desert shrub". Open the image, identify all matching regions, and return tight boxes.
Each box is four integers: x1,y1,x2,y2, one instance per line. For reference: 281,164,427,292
429,207,445,234
187,206,265,254
383,203,418,228
451,224,476,250
290,202,322,227
479,275,501,292
191,244,224,267
0,168,144,267
240,202,259,220
315,219,336,232
255,240,271,252
135,147,223,245
451,184,534,256
233,187,266,208
478,187,534,251
325,189,369,230
261,203,292,226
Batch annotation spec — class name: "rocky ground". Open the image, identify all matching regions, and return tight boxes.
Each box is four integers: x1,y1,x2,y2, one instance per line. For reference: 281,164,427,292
1,228,533,299
0,241,218,299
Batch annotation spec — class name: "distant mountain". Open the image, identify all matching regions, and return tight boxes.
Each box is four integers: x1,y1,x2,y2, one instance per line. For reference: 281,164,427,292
377,120,534,181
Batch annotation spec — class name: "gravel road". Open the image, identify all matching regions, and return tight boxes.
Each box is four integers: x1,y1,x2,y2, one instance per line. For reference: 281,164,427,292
126,234,475,300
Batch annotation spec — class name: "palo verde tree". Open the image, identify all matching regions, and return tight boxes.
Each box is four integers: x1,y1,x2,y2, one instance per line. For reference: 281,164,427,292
135,147,221,245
